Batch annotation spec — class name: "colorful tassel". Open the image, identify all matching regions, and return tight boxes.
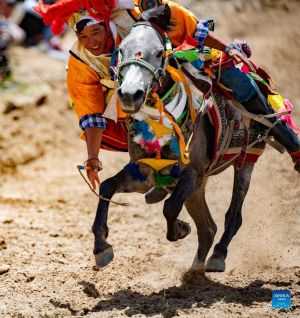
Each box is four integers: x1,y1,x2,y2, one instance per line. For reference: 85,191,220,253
281,99,300,135
155,172,175,187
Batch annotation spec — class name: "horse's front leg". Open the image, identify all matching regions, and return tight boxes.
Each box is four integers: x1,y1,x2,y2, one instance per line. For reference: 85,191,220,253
163,166,199,242
92,168,150,268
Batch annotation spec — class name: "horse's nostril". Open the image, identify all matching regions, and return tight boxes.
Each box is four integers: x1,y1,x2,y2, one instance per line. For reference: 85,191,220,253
117,88,124,99
133,89,144,102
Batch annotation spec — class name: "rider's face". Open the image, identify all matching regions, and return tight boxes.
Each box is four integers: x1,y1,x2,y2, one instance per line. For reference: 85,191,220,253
77,24,107,56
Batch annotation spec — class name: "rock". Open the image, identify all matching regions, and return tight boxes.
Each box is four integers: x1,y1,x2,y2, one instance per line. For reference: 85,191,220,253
0,81,52,114
0,265,10,275
0,238,7,250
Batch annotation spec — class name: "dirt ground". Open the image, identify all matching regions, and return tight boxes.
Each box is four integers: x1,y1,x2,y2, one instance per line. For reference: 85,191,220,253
0,0,299,317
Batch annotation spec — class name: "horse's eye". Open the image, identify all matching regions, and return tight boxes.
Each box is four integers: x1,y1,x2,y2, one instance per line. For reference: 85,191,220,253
156,51,164,58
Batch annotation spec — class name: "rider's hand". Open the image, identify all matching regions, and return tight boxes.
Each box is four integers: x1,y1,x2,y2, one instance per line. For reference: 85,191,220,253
86,158,101,190
227,48,257,73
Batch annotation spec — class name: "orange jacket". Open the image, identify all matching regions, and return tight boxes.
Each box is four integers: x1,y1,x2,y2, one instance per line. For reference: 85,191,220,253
131,0,198,47
67,54,105,121
67,54,126,122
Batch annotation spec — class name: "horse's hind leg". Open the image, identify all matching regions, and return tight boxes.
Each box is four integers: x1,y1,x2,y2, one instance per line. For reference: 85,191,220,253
206,162,255,272
184,179,217,271
163,167,198,242
92,168,150,268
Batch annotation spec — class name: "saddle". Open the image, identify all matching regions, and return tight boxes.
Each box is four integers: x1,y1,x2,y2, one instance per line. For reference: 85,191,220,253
182,62,268,173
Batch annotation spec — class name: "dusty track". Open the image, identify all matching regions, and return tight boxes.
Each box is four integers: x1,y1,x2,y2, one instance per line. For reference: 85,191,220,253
0,1,299,317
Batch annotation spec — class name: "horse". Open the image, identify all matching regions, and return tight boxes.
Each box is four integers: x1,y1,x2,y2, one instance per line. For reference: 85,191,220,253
91,5,266,273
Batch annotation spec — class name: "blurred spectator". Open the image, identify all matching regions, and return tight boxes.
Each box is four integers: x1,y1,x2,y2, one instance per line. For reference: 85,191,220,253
0,0,24,82
4,0,67,61
19,0,54,46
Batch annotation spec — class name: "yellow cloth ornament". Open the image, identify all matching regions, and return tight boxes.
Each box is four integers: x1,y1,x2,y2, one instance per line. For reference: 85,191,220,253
138,158,178,171
204,48,221,62
145,118,173,138
268,94,285,112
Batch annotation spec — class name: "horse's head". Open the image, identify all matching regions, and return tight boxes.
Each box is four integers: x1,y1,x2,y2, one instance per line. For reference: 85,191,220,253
116,5,171,114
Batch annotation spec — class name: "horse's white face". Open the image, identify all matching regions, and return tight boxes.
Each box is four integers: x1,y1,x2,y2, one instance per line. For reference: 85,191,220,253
117,25,165,113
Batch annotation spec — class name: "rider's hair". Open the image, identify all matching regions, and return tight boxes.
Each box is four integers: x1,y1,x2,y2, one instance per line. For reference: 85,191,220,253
75,20,104,33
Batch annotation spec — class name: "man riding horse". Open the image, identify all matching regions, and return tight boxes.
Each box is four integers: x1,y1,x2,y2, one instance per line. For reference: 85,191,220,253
34,0,300,271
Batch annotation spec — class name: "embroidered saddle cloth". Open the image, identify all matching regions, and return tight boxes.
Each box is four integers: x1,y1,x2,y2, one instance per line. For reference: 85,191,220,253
205,90,267,172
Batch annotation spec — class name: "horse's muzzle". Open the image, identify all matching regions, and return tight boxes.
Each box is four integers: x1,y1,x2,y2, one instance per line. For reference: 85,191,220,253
117,87,145,114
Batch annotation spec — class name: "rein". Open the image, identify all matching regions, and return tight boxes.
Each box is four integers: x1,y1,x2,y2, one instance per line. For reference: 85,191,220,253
77,165,130,206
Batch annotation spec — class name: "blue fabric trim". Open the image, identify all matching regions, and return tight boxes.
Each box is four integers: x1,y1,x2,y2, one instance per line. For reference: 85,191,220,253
169,137,180,156
110,48,118,80
124,163,147,181
79,113,107,130
194,20,209,51
170,164,182,178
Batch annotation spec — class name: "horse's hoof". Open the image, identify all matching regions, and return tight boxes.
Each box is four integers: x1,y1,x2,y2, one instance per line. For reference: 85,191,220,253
94,246,114,268
167,219,191,242
145,187,168,204
177,220,191,240
205,256,225,272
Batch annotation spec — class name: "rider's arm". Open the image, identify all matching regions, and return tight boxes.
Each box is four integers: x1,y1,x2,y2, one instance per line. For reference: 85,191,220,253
67,54,106,188
203,31,256,71
84,127,103,189
164,2,256,71
203,31,227,52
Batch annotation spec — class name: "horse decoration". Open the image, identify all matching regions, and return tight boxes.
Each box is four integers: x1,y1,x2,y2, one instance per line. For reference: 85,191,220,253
91,5,293,272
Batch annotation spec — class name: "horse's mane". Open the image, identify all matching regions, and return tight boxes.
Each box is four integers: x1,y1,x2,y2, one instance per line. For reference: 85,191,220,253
140,4,174,32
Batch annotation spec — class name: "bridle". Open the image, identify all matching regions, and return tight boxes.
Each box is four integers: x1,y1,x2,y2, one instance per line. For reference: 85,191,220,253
115,21,171,92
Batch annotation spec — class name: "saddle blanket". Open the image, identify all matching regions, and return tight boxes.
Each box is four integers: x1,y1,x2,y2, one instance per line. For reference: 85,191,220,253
206,90,267,169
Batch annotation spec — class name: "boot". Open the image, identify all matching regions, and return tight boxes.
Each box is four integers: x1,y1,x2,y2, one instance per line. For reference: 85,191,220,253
242,91,300,172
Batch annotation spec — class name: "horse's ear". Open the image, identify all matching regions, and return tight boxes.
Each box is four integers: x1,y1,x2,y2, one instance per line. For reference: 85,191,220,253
162,4,171,26
140,4,171,31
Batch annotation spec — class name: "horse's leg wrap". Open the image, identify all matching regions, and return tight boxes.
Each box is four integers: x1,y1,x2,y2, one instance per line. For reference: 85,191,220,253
163,167,198,242
206,162,254,272
92,168,151,268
